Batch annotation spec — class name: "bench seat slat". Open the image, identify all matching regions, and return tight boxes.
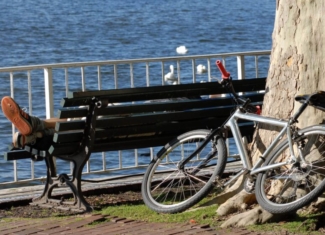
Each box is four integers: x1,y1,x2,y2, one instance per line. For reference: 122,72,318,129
4,149,32,160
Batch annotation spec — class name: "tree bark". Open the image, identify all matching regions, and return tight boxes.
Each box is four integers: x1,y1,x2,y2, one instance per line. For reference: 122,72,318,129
262,0,325,132
218,0,325,227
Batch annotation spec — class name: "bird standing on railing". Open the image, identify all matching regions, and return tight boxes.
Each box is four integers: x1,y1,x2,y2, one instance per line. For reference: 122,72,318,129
164,65,178,85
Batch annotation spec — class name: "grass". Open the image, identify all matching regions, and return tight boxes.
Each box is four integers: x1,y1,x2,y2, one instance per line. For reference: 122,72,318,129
99,203,219,226
98,191,222,226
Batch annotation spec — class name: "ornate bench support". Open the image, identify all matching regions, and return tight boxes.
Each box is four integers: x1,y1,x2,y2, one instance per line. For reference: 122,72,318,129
30,98,100,213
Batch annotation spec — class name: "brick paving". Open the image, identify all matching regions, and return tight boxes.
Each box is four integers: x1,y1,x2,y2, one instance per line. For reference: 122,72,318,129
0,214,269,235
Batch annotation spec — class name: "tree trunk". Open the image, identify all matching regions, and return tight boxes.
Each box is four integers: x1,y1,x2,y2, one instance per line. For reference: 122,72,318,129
262,0,325,134
217,0,325,227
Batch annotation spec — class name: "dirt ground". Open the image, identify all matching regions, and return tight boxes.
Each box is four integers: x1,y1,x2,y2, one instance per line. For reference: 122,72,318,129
0,191,143,218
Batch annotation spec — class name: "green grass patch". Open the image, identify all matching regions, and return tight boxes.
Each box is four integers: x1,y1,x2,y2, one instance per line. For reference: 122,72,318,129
98,202,219,227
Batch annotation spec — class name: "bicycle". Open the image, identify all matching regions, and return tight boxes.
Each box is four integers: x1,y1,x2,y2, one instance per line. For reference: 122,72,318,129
141,60,325,214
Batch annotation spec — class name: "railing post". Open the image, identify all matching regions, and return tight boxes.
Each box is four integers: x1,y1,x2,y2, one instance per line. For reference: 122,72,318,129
81,67,86,91
43,67,57,177
237,55,245,80
44,68,54,118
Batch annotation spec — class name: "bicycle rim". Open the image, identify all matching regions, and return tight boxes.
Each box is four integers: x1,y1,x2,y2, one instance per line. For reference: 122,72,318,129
141,129,227,213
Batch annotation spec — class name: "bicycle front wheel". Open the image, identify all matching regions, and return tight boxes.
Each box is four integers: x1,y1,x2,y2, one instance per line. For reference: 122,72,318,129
141,129,227,214
255,126,325,214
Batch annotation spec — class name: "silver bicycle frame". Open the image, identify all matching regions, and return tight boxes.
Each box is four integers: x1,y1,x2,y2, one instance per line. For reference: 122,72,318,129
225,108,296,180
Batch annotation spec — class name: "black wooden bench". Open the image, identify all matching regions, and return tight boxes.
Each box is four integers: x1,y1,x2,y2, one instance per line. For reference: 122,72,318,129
4,78,266,212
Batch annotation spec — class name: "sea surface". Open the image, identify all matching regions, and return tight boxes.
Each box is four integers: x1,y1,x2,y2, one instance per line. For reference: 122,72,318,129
0,0,275,183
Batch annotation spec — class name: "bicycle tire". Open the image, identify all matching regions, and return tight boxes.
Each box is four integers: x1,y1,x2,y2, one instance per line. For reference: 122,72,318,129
255,125,325,214
141,129,227,213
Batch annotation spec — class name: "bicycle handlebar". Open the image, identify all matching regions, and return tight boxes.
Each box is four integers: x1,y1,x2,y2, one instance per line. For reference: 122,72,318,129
215,60,261,115
216,60,230,79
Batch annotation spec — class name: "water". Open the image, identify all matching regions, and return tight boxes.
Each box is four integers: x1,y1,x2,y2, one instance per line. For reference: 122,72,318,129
0,0,275,183
0,0,275,66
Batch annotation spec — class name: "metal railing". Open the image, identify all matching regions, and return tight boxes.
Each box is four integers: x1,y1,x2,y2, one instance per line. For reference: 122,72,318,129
0,50,270,187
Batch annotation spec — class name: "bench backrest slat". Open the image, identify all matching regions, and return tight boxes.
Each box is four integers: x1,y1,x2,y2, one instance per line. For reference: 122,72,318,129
58,92,264,119
49,121,256,155
62,78,266,107
54,119,255,144
55,100,263,133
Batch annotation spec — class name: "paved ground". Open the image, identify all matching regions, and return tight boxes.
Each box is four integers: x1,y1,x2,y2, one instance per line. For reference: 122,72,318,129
0,213,271,235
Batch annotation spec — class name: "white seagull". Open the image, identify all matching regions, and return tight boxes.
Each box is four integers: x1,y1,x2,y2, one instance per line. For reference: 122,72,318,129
197,64,207,74
176,45,188,54
164,65,177,84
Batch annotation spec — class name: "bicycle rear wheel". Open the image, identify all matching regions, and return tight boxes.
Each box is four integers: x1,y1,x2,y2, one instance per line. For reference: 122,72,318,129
255,126,325,214
141,129,227,213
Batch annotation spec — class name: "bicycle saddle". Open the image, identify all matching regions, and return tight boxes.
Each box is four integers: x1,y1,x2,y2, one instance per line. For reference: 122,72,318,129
295,91,325,111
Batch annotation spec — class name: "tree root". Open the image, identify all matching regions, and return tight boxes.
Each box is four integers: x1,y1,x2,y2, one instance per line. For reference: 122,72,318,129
220,206,289,228
216,189,256,216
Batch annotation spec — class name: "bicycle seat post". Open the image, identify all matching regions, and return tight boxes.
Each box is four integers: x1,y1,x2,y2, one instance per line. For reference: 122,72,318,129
291,97,310,124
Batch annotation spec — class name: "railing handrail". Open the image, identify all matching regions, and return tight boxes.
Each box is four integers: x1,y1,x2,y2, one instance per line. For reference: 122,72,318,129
0,50,270,72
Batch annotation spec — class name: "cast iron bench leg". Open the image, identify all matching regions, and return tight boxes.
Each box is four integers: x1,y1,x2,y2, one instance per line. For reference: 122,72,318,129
30,99,98,213
30,152,92,212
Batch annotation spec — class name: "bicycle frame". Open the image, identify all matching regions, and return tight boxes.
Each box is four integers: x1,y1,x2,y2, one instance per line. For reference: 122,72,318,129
178,106,303,188
218,107,305,188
